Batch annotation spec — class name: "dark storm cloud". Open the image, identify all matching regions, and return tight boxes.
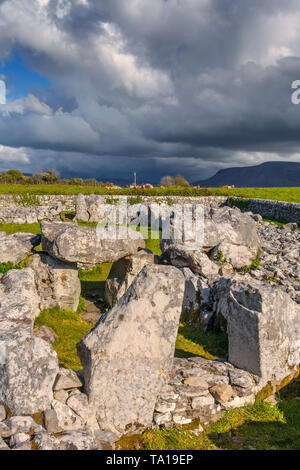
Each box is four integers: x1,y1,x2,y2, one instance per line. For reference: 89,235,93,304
1,0,300,181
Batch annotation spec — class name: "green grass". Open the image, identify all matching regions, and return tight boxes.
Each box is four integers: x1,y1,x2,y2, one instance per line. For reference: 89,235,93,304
175,323,228,360
0,222,41,235
1,184,300,202
34,307,92,370
79,263,112,298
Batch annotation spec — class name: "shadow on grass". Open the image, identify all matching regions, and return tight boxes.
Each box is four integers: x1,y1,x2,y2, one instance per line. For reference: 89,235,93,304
80,280,106,297
175,322,228,360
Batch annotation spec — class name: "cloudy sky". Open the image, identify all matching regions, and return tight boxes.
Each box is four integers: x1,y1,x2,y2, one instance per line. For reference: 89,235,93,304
1,0,300,183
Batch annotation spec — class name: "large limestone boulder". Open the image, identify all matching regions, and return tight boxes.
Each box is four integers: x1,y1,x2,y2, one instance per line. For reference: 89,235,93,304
41,222,145,268
203,206,259,251
105,250,156,307
0,269,59,415
160,240,220,281
77,264,185,437
212,241,255,269
214,274,300,385
28,253,81,311
0,232,41,264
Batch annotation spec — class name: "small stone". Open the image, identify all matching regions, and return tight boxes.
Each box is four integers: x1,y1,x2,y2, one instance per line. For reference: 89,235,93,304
33,431,59,451
172,415,192,425
12,441,32,451
219,264,233,276
4,416,42,436
153,412,172,426
200,374,229,386
66,392,89,423
94,430,118,450
184,377,209,388
34,326,58,344
0,405,6,421
53,368,83,391
191,394,215,409
264,395,279,406
43,400,84,433
0,437,10,450
155,402,176,413
0,422,11,438
189,425,204,436
53,390,69,403
10,432,31,448
210,384,234,403
56,430,99,450
229,369,254,389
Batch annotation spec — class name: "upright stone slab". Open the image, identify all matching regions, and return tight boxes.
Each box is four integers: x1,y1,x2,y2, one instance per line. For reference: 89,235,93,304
0,269,59,415
105,250,156,307
28,253,81,311
77,264,185,436
214,274,300,385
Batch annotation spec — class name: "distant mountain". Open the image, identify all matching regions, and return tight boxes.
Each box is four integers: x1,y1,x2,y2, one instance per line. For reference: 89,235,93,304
194,161,300,187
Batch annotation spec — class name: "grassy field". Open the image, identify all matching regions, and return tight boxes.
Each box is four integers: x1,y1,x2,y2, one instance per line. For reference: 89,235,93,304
1,184,300,202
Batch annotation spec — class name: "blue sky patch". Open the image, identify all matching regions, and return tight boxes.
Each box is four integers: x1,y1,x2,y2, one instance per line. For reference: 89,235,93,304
0,51,51,100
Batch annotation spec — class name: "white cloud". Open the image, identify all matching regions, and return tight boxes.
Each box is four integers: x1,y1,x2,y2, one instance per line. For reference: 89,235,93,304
0,145,29,163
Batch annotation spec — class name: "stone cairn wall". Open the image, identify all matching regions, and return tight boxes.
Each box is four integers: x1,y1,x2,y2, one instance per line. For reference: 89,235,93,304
1,193,300,225
0,195,76,224
0,195,299,450
228,197,300,224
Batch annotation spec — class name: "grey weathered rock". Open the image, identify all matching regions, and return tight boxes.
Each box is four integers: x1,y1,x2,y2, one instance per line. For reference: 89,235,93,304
191,395,215,409
93,429,117,450
0,436,10,450
12,440,32,450
33,431,59,451
181,267,214,330
228,369,255,389
214,274,300,383
53,390,68,403
75,194,109,224
0,269,59,415
161,241,220,280
66,392,88,424
203,206,259,251
0,404,6,421
43,400,84,433
41,221,145,268
0,232,40,264
0,421,11,438
4,416,43,435
28,253,81,311
53,368,83,391
77,264,185,436
10,432,31,448
105,250,156,307
212,241,255,269
57,430,100,450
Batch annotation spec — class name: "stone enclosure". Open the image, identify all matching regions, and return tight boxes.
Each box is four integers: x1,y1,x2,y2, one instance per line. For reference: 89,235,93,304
0,194,299,450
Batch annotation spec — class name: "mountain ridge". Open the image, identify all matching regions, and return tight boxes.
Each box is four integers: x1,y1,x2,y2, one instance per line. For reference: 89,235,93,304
194,161,300,187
